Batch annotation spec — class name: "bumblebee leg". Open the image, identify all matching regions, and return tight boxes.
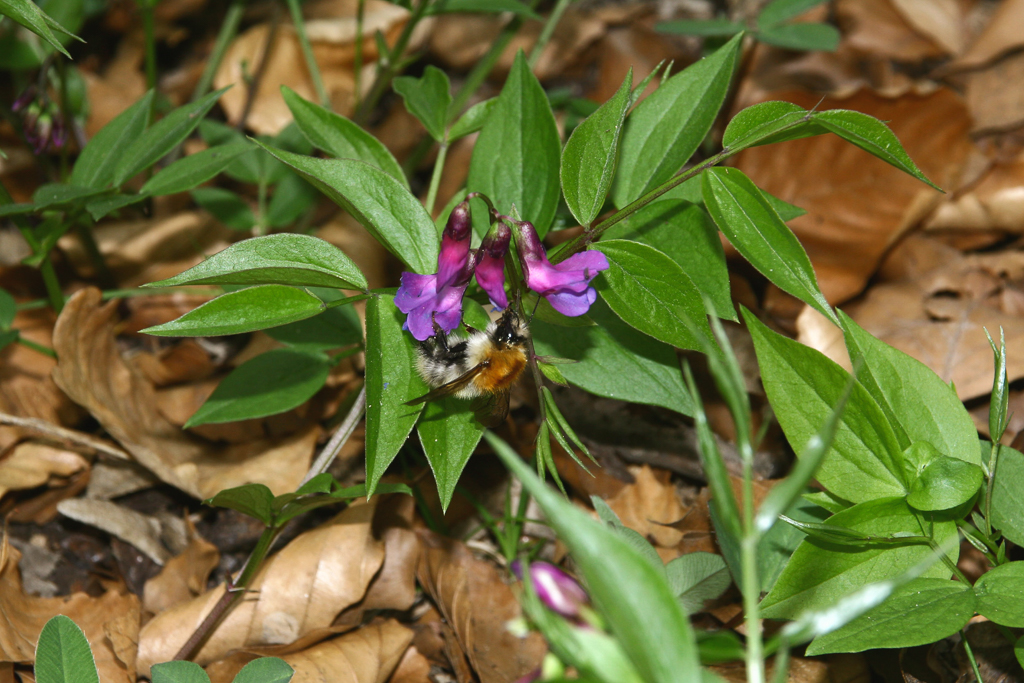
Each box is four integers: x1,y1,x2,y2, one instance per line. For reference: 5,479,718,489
429,314,450,352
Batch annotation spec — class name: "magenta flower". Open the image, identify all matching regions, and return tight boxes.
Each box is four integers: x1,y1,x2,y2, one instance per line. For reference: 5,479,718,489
512,560,590,618
515,220,609,317
395,201,476,341
475,220,511,309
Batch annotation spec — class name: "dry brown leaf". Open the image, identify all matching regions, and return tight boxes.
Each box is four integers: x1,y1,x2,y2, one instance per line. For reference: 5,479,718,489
795,305,851,371
280,619,413,683
143,519,220,615
136,501,384,674
947,0,1024,71
733,88,973,303
81,38,148,137
213,1,414,134
0,539,140,682
51,288,319,499
416,531,545,683
316,214,393,291
964,51,1024,134
605,465,685,553
85,460,160,500
926,153,1024,233
889,0,964,55
836,0,947,61
130,339,217,388
57,498,174,564
387,644,431,683
842,237,1024,399
0,443,88,499
0,308,80,453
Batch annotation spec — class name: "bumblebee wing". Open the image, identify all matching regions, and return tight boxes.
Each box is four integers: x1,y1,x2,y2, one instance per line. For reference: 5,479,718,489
405,364,486,406
475,388,511,428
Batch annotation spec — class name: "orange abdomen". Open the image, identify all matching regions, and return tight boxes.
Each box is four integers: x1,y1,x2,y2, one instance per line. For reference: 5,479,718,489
473,347,528,393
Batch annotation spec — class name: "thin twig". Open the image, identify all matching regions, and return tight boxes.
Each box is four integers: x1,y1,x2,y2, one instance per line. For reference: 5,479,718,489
301,384,367,485
0,413,129,460
236,4,282,132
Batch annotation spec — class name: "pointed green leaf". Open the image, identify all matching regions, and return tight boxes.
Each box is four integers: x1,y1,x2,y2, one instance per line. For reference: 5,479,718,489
141,141,254,196
142,285,325,337
0,0,76,58
281,86,406,186
254,142,437,273
468,50,561,235
906,456,983,512
204,483,275,525
758,22,840,51
666,552,731,613
758,0,829,26
991,446,1024,546
418,399,483,511
612,32,742,208
191,187,256,230
70,91,155,188
393,65,451,142
148,234,368,291
34,615,99,683
722,101,824,152
561,70,632,227
364,294,427,494
447,97,496,141
704,168,838,324
112,87,230,186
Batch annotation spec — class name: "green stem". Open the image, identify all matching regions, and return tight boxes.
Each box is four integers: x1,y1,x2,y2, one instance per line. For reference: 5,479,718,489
984,442,999,538
740,474,764,683
353,0,365,111
16,336,57,359
191,0,245,102
527,0,571,69
140,0,158,93
0,179,64,312
961,630,984,683
286,0,330,108
425,143,448,216
355,0,429,124
255,178,269,236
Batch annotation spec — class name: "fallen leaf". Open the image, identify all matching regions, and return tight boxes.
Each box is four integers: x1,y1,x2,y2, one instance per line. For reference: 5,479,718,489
733,88,974,303
836,0,946,61
605,465,685,552
57,498,180,564
280,618,413,683
136,501,384,673
795,305,851,371
416,531,546,683
0,443,89,499
964,51,1024,134
889,0,964,55
0,538,140,682
81,39,148,137
51,288,319,499
387,644,432,683
143,518,220,615
85,459,160,500
926,152,1024,233
946,0,1024,71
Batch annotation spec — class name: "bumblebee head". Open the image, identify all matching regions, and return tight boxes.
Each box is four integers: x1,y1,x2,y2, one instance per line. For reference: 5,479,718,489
492,308,526,348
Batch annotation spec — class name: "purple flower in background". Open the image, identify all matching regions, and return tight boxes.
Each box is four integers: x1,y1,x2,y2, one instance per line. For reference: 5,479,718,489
515,221,609,317
512,560,589,619
475,219,511,309
395,201,476,341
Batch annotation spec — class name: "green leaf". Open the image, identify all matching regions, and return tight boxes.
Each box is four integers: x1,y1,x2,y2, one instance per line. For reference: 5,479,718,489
758,22,840,51
532,298,695,416
253,142,437,274
811,109,940,190
488,433,701,683
666,552,731,613
758,0,828,26
722,101,823,152
204,483,275,525
974,559,1024,627
907,456,983,512
266,172,320,228
85,193,145,221
393,65,451,142
802,489,852,514
141,141,254,196
265,293,363,351
805,578,973,654
743,309,906,503
151,661,210,683
468,50,561,235
31,183,105,210
281,86,407,186
70,91,154,188
759,497,831,593
0,0,76,58
595,240,713,351
991,446,1024,546
839,311,980,462
561,70,632,227
417,398,484,511
273,482,411,527
186,349,330,427
364,294,428,494
426,0,540,19
704,168,837,324
760,497,958,618
987,328,1009,441
604,200,732,319
34,615,99,683
112,87,230,186
142,285,325,337
654,19,744,37
0,288,15,329
612,32,742,208
447,97,496,141
191,187,256,231
231,657,293,683
148,234,368,290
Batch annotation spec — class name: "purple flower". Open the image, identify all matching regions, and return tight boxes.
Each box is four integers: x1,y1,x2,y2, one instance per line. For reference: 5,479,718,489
515,221,609,317
395,201,476,341
475,220,511,309
512,560,589,619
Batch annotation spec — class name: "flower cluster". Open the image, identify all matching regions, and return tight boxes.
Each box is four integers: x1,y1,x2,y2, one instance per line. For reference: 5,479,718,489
395,197,609,340
13,87,68,155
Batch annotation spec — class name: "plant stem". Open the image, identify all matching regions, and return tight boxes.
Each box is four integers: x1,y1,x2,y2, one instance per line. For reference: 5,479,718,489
425,143,448,216
984,441,999,538
353,0,366,111
0,179,64,312
961,630,984,683
140,0,158,93
16,336,57,359
355,0,429,124
286,0,330,108
528,0,570,69
741,473,765,683
191,0,245,102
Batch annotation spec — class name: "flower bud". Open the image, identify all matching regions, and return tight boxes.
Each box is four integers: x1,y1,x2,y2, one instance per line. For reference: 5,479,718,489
512,560,589,619
475,220,511,308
